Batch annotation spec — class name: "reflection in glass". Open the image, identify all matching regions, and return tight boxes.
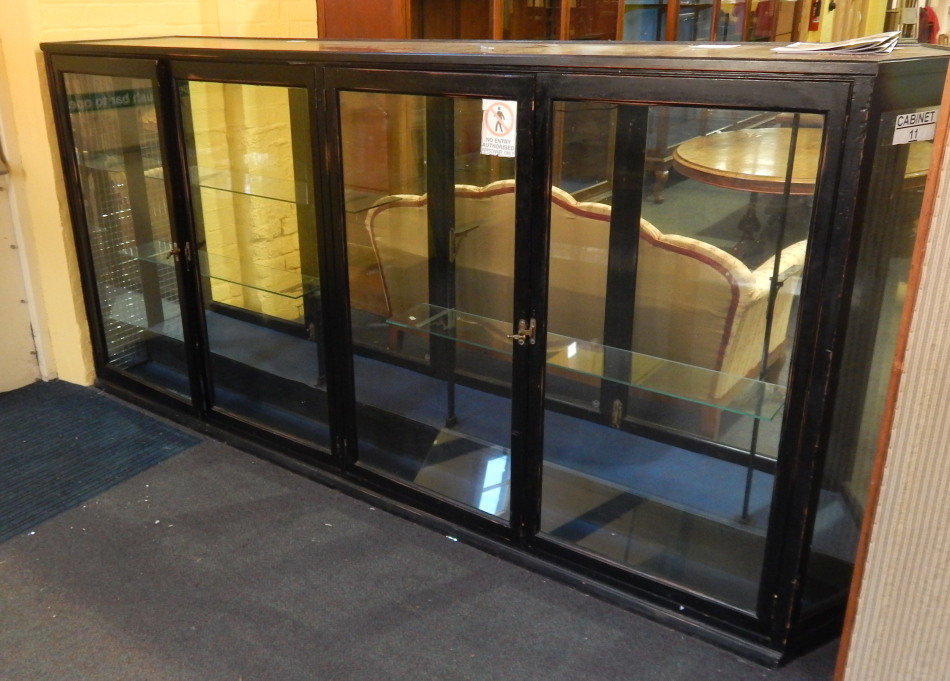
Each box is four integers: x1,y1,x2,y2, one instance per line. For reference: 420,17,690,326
622,0,715,42
744,0,779,40
180,81,327,445
677,0,713,40
719,0,748,41
623,0,667,41
806,111,935,608
567,0,623,39
341,92,515,520
64,73,190,401
413,0,493,38
540,102,820,610
621,0,777,42
504,0,561,39
503,0,622,40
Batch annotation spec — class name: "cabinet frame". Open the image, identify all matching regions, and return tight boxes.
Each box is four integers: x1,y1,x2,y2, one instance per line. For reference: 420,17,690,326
43,37,950,665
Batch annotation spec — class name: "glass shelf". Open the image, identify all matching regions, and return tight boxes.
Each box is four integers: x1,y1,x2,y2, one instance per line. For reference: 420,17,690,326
131,241,319,300
77,150,163,175
190,166,310,205
77,154,310,206
344,189,402,214
388,304,786,421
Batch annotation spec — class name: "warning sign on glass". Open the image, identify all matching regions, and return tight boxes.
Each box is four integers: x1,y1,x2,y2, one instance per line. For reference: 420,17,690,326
481,99,517,158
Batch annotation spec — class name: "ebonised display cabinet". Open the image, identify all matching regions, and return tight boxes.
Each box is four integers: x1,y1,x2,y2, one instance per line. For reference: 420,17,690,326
42,36,949,664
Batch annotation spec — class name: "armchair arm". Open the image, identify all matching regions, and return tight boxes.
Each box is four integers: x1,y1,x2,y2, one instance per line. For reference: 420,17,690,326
752,240,808,288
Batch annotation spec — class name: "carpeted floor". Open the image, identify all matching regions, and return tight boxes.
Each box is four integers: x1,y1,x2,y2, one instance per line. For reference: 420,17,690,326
0,380,838,680
0,380,199,544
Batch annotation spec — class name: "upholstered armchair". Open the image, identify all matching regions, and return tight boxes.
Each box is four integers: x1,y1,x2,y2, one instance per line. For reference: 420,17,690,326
361,181,807,434
545,186,806,401
362,181,517,330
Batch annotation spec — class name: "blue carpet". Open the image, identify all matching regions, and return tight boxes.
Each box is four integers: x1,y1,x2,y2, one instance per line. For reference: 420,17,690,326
353,355,775,528
543,409,775,528
0,380,200,544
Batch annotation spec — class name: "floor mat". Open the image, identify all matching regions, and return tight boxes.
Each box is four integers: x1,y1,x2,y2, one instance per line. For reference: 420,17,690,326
0,380,199,543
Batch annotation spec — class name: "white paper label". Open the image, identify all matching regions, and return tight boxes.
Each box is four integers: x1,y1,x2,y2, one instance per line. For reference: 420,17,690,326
481,99,517,158
893,109,939,145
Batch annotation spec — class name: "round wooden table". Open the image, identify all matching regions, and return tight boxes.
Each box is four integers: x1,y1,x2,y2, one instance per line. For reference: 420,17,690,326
672,127,821,195
673,126,932,194
672,127,932,257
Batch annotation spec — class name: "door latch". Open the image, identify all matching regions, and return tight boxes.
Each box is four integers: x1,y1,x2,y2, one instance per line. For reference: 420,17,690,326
507,318,536,345
165,242,192,265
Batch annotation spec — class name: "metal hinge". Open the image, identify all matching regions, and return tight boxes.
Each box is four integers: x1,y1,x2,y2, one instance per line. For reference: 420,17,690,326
507,318,536,345
611,399,624,429
166,242,192,261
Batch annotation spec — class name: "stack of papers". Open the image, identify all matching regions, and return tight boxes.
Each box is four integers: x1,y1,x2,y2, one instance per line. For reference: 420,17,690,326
771,31,901,54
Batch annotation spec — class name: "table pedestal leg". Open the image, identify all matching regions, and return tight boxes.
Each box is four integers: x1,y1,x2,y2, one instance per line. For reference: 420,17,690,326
732,192,763,259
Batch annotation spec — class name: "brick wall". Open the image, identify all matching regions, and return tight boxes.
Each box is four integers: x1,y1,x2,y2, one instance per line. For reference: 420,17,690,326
189,81,305,322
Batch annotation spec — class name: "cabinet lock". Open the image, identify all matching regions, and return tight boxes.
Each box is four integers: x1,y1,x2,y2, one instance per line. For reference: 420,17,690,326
507,318,536,345
165,242,192,265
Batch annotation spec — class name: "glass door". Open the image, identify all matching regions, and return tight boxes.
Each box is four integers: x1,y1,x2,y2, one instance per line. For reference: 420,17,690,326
55,58,194,403
329,70,535,524
533,74,845,614
174,65,329,447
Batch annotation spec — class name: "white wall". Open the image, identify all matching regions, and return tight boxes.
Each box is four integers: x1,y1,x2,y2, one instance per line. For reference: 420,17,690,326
0,42,41,391
0,171,40,391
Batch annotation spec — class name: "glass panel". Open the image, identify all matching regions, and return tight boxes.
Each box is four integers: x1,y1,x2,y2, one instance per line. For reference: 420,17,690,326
620,0,769,41
180,81,328,445
623,0,668,41
719,1,748,41
553,101,615,200
677,0,713,40
342,92,515,520
540,102,821,610
64,73,190,401
744,0,777,40
805,109,936,608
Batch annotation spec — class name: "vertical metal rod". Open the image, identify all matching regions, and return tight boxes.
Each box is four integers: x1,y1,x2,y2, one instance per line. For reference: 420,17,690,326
425,96,458,428
599,104,649,427
741,114,803,521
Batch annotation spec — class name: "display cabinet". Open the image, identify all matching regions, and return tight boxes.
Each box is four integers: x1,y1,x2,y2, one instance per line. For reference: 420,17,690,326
43,37,948,664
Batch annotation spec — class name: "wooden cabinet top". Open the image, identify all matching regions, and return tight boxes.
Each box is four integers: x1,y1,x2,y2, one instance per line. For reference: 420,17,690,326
42,36,950,77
